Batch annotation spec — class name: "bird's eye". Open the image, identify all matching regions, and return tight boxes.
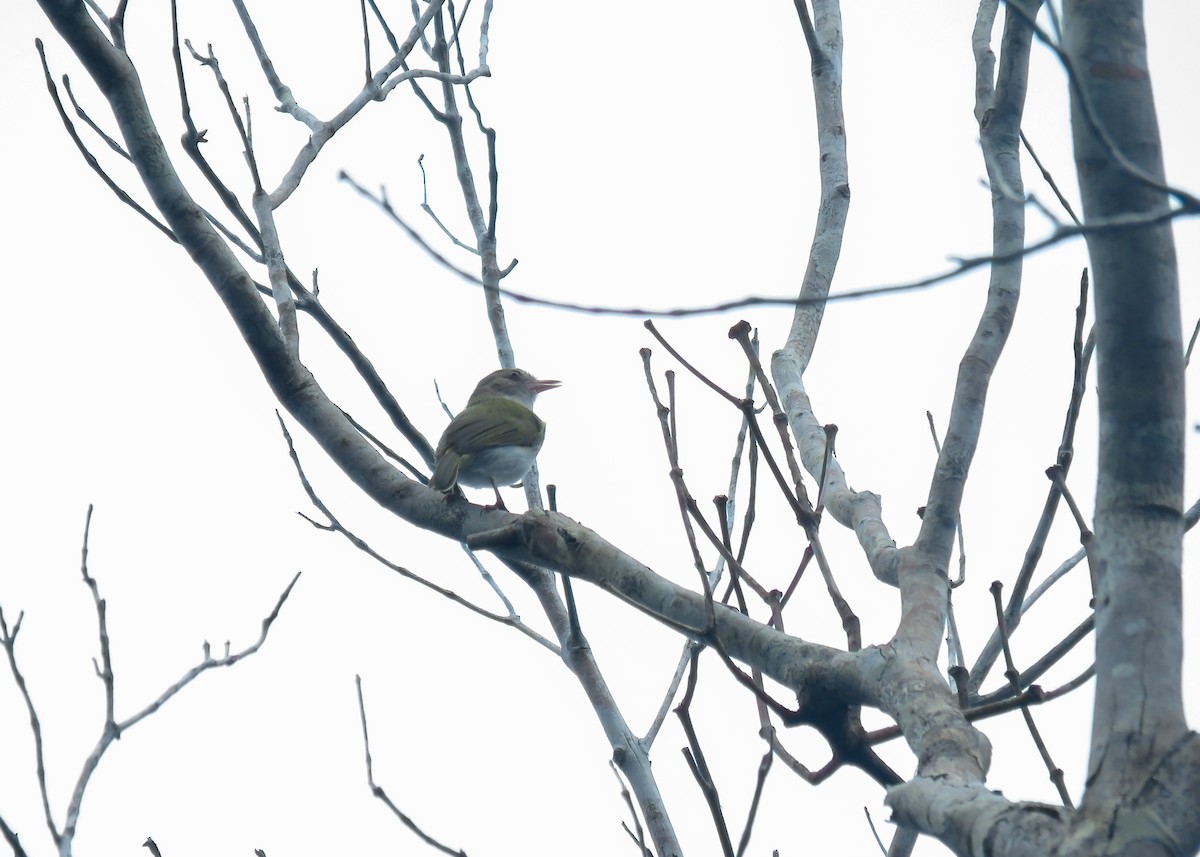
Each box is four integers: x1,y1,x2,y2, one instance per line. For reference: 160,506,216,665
509,371,521,380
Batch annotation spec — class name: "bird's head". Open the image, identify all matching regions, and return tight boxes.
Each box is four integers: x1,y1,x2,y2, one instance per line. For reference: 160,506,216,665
467,368,561,409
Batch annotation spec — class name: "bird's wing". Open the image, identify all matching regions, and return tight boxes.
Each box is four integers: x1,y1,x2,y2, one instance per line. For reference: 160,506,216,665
448,399,544,451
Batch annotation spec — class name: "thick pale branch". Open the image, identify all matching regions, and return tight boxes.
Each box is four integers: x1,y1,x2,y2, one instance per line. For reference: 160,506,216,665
779,0,849,369
1064,0,1189,841
773,353,899,585
886,780,1069,857
908,0,1037,641
860,8,1048,852
466,510,868,701
771,2,902,585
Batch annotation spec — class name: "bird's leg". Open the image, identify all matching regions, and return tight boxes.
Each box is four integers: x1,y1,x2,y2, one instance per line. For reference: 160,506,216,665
487,479,508,511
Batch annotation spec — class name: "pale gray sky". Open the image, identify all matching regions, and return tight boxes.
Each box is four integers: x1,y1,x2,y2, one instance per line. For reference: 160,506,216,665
2,3,1198,856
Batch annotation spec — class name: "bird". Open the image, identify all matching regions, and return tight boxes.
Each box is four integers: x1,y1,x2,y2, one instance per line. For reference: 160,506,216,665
429,368,561,502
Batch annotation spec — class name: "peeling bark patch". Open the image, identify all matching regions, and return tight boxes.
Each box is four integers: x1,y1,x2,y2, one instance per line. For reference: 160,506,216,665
1089,61,1148,81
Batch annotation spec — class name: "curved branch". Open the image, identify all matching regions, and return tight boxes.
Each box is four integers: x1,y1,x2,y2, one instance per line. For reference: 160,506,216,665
771,2,901,587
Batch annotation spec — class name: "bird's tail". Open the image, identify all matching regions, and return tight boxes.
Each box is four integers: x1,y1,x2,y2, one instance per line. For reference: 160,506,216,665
428,451,462,492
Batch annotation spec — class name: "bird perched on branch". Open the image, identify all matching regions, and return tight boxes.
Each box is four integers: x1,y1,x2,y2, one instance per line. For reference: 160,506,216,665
430,368,561,502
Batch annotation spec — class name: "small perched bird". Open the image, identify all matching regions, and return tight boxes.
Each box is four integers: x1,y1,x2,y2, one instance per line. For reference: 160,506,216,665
430,368,561,498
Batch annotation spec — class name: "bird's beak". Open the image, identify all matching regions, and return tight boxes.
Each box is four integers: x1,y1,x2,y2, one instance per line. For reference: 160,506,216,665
530,378,562,394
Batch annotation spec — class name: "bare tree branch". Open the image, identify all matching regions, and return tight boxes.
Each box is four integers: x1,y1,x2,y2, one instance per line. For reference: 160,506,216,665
1,504,297,856
355,677,468,856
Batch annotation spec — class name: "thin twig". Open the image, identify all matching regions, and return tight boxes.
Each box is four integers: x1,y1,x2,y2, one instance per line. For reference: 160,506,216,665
969,269,1092,691
735,743,773,857
676,652,735,857
864,807,889,856
348,179,1199,319
36,42,175,241
609,763,652,857
974,614,1093,707
277,414,558,653
640,352,712,595
989,582,1073,807
1020,130,1081,226
0,606,57,843
355,677,468,855
1045,466,1096,598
